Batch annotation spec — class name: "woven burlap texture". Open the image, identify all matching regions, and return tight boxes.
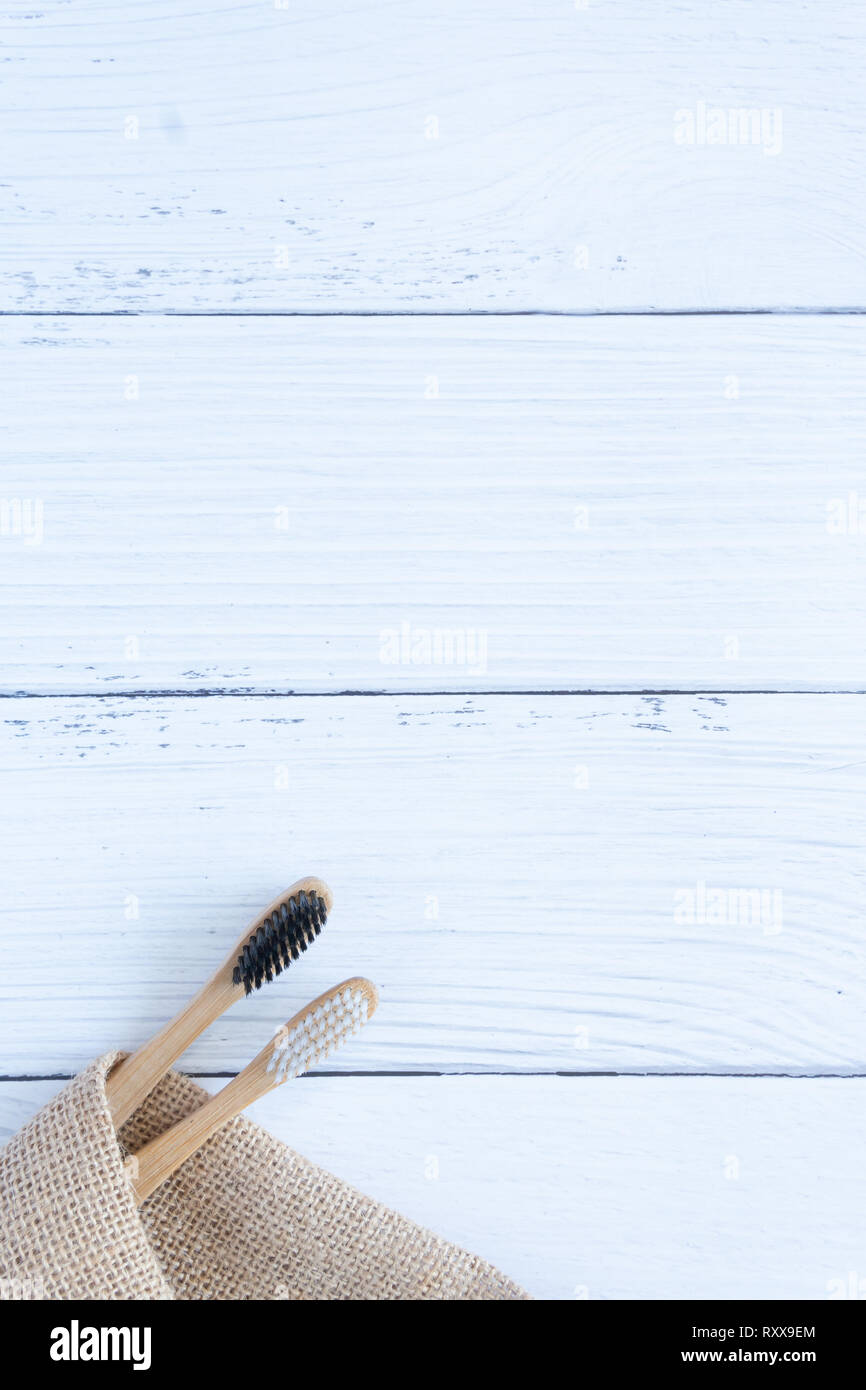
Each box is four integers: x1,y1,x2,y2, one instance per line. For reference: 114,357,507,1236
0,1053,529,1300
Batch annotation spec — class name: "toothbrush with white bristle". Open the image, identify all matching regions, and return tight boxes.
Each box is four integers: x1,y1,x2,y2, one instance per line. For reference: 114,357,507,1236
125,978,379,1205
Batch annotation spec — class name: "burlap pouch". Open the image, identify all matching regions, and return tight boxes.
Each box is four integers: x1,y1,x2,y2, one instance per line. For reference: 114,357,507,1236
0,1053,529,1300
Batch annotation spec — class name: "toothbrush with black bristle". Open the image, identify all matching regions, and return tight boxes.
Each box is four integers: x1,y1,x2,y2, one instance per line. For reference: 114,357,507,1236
125,976,378,1204
106,876,332,1127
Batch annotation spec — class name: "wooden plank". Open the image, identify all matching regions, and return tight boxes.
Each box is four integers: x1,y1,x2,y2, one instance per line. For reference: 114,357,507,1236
1,1075,863,1300
2,2,865,313
0,693,863,1075
2,314,865,693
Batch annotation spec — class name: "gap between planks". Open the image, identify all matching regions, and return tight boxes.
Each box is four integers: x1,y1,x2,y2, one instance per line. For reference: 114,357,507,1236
2,309,866,318
3,1070,866,1083
2,690,865,699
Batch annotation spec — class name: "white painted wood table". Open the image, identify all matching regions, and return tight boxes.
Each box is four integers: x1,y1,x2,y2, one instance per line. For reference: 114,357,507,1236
1,1,865,1301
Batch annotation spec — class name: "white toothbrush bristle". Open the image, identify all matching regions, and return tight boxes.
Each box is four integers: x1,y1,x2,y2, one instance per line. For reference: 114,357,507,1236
267,981,376,1085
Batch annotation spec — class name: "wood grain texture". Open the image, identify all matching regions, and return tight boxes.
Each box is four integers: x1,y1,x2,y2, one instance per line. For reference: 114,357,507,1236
1,693,863,1076
3,314,866,693
2,1074,864,1300
2,2,865,313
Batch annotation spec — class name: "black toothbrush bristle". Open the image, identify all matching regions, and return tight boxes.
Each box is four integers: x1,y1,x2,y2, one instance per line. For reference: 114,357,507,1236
234,889,328,995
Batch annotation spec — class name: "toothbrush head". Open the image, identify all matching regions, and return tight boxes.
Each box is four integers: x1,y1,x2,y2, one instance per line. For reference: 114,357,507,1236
232,880,331,995
266,978,379,1083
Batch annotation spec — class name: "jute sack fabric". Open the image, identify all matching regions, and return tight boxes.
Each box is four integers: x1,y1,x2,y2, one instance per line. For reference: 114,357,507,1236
0,1052,529,1300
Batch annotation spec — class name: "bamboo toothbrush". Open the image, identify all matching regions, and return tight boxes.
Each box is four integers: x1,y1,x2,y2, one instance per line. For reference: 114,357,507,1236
125,977,378,1204
107,877,332,1128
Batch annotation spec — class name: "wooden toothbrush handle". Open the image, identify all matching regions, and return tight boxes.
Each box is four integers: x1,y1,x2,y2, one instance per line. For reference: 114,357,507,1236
128,1043,274,1203
127,978,378,1204
107,970,238,1128
106,877,332,1129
